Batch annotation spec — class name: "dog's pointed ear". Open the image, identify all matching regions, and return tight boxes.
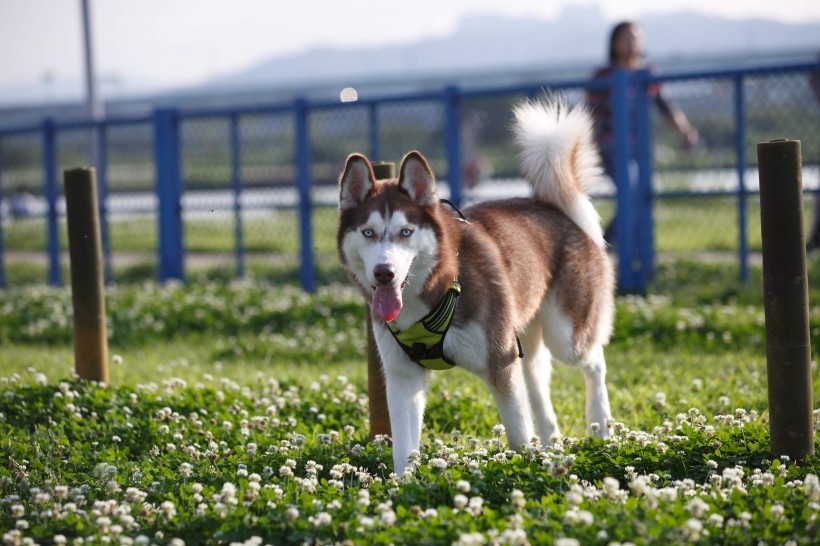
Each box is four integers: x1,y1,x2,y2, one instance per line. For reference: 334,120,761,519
399,151,437,207
339,153,376,210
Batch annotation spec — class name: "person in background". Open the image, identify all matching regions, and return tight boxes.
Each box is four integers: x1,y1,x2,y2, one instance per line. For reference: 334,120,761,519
586,21,699,244
10,185,34,218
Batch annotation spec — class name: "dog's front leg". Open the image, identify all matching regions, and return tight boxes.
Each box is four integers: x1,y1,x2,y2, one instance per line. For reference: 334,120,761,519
374,326,430,475
383,362,429,475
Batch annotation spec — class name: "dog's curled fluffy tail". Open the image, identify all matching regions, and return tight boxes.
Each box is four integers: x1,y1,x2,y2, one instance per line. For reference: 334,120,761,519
513,99,605,247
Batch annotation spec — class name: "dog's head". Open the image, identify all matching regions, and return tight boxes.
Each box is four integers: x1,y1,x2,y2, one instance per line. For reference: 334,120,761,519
337,151,440,322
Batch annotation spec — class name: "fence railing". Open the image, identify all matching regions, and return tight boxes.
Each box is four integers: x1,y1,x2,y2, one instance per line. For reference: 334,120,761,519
0,60,818,293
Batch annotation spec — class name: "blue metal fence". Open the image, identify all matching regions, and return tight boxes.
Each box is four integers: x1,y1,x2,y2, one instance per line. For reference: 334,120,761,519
0,60,818,293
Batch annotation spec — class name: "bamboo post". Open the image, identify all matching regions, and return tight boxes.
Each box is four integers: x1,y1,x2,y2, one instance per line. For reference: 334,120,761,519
367,161,394,438
64,167,109,384
757,139,814,460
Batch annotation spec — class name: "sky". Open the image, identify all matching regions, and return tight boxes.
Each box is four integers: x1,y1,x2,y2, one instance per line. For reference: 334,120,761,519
2,0,820,98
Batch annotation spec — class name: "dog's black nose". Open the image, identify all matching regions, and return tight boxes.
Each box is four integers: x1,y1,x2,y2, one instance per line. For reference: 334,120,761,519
373,264,395,286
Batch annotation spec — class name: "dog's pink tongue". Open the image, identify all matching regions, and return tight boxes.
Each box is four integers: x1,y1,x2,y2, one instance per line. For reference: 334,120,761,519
372,286,403,322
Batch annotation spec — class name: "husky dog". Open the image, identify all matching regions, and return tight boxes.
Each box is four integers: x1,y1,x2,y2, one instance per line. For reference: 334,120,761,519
337,100,615,475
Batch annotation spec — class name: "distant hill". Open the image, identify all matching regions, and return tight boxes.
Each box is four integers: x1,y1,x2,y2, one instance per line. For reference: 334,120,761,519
1,5,818,127
204,6,820,93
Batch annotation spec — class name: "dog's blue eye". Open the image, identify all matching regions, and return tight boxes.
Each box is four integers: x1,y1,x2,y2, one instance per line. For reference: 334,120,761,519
362,228,375,238
400,228,414,238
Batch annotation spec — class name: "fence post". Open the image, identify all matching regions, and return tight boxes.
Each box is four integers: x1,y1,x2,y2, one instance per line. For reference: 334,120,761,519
43,118,62,287
294,98,316,292
96,122,113,284
230,113,245,278
367,161,395,439
734,75,749,285
443,86,463,207
153,108,185,282
757,139,814,461
611,70,639,293
634,69,654,292
64,167,109,384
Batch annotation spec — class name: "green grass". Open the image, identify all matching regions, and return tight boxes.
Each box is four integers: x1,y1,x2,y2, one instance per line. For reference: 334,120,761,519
2,261,820,544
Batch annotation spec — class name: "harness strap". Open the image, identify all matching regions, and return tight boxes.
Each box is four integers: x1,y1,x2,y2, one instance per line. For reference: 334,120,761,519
387,281,461,370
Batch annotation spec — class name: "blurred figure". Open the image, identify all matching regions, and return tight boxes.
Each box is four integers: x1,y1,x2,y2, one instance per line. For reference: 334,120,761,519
10,185,34,218
586,21,699,244
805,54,820,253
461,111,492,191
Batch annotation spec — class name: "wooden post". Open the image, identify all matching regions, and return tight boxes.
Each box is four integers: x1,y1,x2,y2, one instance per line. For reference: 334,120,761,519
757,139,814,460
64,167,109,384
367,161,395,438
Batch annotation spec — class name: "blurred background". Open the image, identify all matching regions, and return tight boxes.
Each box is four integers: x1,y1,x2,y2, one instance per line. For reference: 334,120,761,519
0,0,818,291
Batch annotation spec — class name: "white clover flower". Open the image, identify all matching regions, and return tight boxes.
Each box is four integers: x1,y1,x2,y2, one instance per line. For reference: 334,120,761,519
429,458,448,470
112,355,123,366
357,489,371,508
311,511,332,527
770,504,785,520
686,497,710,518
555,538,580,546
453,494,469,510
468,496,484,514
510,489,526,509
454,532,486,546
563,510,579,525
500,528,528,545
282,505,298,522
603,477,620,496
11,504,24,518
580,423,598,439
629,475,651,497
380,508,396,527
804,474,820,502
708,513,724,528
681,518,704,541
566,490,583,506
577,510,594,525
160,500,177,519
492,424,506,437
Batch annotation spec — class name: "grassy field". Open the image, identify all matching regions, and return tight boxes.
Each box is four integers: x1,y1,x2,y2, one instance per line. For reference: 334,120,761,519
2,260,820,544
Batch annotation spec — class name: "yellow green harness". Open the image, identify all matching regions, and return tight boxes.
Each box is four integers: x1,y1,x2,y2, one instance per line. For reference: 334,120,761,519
386,281,461,370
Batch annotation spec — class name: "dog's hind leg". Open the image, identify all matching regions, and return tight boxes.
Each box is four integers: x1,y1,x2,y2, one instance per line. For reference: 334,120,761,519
520,325,560,444
485,361,536,451
577,344,612,439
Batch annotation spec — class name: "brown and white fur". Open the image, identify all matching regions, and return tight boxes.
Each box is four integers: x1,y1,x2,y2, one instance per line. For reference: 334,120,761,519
337,100,615,475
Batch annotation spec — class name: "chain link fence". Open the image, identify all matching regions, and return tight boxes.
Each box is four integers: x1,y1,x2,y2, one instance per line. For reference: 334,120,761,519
0,62,818,290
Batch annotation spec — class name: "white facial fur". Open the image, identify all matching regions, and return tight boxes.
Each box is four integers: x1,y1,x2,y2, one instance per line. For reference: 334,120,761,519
341,209,438,320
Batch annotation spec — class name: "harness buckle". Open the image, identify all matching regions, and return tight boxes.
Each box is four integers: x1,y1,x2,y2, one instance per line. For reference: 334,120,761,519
410,343,427,361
